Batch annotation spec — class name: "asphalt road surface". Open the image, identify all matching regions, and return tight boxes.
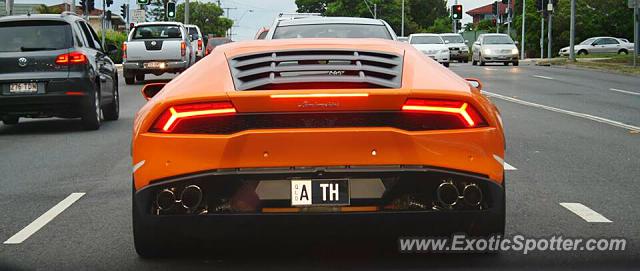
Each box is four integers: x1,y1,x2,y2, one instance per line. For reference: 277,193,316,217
1,63,639,270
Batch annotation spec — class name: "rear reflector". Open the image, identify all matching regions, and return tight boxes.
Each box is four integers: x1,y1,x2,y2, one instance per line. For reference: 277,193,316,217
197,39,202,51
270,93,369,99
180,41,186,57
402,99,485,127
65,91,84,96
55,52,87,65
151,102,236,133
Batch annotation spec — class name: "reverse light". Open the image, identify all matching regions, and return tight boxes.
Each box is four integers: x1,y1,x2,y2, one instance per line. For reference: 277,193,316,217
55,52,87,65
180,41,186,57
402,99,486,127
270,93,369,98
151,102,236,133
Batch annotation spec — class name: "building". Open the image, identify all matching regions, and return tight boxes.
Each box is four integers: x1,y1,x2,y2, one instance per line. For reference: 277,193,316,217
1,2,125,32
466,1,515,25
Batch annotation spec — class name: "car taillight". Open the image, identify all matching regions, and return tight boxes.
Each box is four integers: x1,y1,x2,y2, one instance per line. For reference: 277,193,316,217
197,39,202,51
402,99,486,128
122,42,127,60
55,52,87,65
181,41,186,57
150,102,236,133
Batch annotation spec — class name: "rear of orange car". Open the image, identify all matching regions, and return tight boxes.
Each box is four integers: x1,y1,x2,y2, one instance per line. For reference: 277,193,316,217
131,39,505,256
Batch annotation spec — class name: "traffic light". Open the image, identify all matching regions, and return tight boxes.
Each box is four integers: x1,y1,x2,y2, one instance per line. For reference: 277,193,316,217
87,0,95,12
166,1,176,19
106,0,113,7
452,5,462,20
120,4,127,19
492,1,499,15
105,10,112,21
137,0,150,4
536,0,547,11
502,0,508,4
456,21,462,30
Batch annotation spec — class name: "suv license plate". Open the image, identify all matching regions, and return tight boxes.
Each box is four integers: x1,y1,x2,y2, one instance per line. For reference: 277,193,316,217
9,83,37,94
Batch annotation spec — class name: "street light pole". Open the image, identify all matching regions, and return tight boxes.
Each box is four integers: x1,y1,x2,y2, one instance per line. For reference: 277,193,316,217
569,0,576,61
401,0,405,37
548,7,552,59
185,0,189,24
507,0,511,35
540,12,544,59
521,0,526,60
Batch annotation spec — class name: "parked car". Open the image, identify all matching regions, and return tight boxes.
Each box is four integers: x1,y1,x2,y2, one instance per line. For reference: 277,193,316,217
397,36,409,43
408,33,450,67
265,16,397,40
205,37,232,56
472,34,519,66
439,33,469,63
122,22,194,84
559,37,634,56
185,24,204,61
0,13,119,130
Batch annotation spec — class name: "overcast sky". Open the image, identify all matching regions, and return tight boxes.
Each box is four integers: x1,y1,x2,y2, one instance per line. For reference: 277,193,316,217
16,0,497,40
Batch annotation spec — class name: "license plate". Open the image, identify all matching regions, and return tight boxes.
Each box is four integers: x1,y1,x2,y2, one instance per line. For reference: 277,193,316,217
9,83,37,94
451,50,459,54
144,62,166,69
291,179,349,206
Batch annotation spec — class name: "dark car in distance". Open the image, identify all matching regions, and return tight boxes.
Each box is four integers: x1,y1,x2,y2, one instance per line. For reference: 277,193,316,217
0,13,119,130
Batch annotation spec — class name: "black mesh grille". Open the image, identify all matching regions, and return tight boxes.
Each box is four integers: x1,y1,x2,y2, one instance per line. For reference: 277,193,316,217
158,111,483,134
228,50,403,90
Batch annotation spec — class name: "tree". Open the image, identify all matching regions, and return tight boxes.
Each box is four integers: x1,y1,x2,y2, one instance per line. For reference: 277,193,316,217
146,0,169,22
175,2,233,37
34,4,63,14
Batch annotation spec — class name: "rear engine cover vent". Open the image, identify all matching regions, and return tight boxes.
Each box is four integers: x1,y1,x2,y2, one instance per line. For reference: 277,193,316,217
228,50,403,90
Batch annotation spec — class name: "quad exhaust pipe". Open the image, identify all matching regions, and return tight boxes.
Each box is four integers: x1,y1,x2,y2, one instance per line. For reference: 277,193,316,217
462,183,483,207
156,189,176,210
156,185,203,211
436,181,483,208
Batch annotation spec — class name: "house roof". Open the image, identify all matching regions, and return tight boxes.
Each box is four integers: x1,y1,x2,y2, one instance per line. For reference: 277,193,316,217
466,2,514,16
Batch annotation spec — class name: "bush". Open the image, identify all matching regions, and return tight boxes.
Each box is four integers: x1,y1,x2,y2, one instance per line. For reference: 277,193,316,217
105,30,127,64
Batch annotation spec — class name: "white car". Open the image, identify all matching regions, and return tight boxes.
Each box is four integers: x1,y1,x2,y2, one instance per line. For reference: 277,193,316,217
439,33,470,63
185,24,204,61
559,37,634,56
408,33,450,67
471,34,519,66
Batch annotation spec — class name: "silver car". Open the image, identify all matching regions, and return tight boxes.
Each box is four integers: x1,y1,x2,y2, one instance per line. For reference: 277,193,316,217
559,37,634,56
265,16,397,40
472,34,519,66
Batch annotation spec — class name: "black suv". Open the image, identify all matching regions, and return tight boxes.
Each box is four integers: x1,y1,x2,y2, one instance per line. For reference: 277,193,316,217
0,13,119,130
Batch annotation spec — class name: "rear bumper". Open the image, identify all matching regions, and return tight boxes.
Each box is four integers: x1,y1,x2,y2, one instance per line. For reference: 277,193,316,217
133,166,505,239
123,60,188,73
0,75,92,118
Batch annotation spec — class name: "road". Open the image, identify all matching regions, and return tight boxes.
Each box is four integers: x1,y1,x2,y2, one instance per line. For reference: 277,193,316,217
1,63,639,270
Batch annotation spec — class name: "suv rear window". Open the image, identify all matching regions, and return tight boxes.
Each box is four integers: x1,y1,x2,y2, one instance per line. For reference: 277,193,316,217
273,24,392,39
187,27,199,38
0,20,72,52
132,25,182,40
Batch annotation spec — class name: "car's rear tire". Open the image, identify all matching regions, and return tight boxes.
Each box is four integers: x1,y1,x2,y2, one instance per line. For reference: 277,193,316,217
81,89,101,130
443,62,450,67
618,49,628,55
132,185,170,258
503,62,509,66
135,73,145,82
578,50,588,55
479,60,486,66
2,116,19,125
124,70,135,85
472,60,477,66
513,60,519,66
103,78,119,121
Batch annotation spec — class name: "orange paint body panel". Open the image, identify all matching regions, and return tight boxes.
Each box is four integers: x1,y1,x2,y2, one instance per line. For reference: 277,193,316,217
132,38,505,190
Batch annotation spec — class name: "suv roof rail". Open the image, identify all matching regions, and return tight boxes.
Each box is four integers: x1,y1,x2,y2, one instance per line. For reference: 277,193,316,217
277,12,321,19
61,11,80,17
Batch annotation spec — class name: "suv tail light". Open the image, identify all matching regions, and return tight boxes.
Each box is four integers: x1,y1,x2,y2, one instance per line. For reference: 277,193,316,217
122,42,127,60
197,39,203,51
150,102,236,133
55,52,88,65
181,41,186,57
402,99,486,128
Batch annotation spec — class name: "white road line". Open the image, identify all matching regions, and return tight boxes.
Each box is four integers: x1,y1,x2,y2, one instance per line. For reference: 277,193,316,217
560,203,612,223
609,88,640,96
483,91,640,131
533,75,554,80
3,193,85,244
484,68,499,71
504,162,517,171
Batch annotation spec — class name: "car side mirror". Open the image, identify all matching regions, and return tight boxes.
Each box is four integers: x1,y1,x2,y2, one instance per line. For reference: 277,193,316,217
465,40,469,43
465,78,483,91
141,83,166,101
515,41,519,46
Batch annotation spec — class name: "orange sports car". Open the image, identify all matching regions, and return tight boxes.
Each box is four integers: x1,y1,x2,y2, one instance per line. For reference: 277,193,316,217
131,38,505,256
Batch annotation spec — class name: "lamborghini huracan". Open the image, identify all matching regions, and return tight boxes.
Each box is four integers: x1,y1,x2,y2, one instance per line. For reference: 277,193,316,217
131,38,506,256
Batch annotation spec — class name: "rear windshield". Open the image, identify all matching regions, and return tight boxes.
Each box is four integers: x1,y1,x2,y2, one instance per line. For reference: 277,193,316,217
0,20,72,52
256,31,268,40
410,36,443,44
273,24,392,39
441,35,464,44
187,27,199,38
132,25,182,40
483,35,514,44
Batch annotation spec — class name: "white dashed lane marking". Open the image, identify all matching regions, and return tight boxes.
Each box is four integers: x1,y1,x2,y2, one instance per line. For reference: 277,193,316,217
3,193,85,244
483,91,640,131
609,88,640,96
560,203,612,223
533,75,554,80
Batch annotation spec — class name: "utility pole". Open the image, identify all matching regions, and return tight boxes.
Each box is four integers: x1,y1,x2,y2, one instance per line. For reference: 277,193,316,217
185,0,189,24
401,0,405,37
521,0,526,60
223,7,237,39
374,4,377,19
569,0,576,61
101,0,105,49
634,5,638,67
507,0,511,36
540,14,544,59
547,4,553,59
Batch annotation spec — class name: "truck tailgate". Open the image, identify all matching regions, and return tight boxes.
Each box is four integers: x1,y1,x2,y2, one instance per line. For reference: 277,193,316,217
126,39,183,61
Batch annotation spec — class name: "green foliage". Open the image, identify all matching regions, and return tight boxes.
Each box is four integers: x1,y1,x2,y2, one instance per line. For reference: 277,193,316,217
105,30,127,64
175,2,233,37
34,4,63,14
146,0,168,22
426,16,452,33
295,0,450,36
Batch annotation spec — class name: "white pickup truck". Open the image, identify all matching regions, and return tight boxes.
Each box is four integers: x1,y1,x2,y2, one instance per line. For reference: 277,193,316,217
122,22,194,84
